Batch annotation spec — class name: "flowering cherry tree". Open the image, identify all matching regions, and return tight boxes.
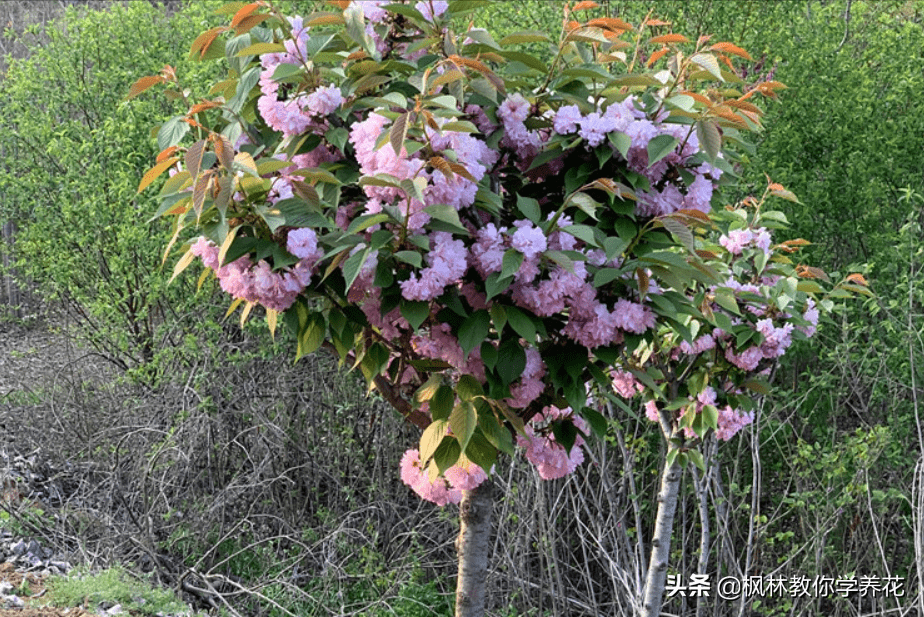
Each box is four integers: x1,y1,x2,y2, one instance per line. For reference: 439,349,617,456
131,1,866,614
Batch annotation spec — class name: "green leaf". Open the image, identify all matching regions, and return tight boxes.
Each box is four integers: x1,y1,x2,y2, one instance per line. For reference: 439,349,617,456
605,75,661,90
458,310,490,357
235,42,286,56
360,342,390,386
667,94,695,112
713,310,733,332
517,195,541,223
394,250,423,267
603,236,628,261
424,204,469,235
696,120,721,163
382,3,428,22
450,401,477,452
415,374,442,402
457,375,484,400
687,448,706,471
480,413,515,455
691,52,724,81
714,288,741,315
551,420,579,453
489,304,507,333
484,272,513,300
431,385,456,420
442,120,479,133
594,268,622,287
499,30,551,46
702,405,719,431
609,131,631,159
297,311,326,359
480,341,498,370
797,281,824,294
743,379,771,395
563,224,599,247
347,212,393,234
326,126,350,151
646,134,679,168
496,338,526,385
570,192,600,220
501,249,524,279
505,307,536,343
271,62,303,83
582,407,608,438
433,437,461,474
157,116,190,150
543,250,575,273
465,432,498,472
662,217,696,252
342,247,371,293
345,2,376,57
420,420,449,463
498,50,547,73
400,300,430,330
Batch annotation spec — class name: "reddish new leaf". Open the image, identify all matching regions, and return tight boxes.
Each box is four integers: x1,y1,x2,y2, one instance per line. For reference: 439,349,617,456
156,146,179,164
710,42,753,61
126,75,165,101
230,2,261,27
212,134,235,171
650,33,689,45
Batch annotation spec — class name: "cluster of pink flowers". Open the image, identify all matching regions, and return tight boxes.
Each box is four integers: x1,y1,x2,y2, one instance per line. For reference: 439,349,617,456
256,17,346,138
399,449,462,506
403,403,591,505
683,387,755,441
719,227,773,255
517,406,589,480
641,389,755,442
506,347,546,409
349,112,497,231
399,232,468,301
400,419,489,506
190,232,324,312
552,98,720,217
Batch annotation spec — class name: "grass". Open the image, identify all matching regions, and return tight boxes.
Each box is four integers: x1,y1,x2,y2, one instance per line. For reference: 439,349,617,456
43,566,193,616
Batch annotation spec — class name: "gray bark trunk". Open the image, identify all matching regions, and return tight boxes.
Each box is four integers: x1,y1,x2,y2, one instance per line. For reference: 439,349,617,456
455,479,494,617
639,450,683,617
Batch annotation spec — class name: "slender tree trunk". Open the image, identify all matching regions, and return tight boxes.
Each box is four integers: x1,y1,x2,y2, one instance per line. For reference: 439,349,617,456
455,479,494,617
639,450,684,617
691,465,710,617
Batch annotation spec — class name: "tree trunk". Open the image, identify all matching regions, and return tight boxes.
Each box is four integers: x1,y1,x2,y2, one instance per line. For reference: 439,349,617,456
455,479,494,617
639,450,683,617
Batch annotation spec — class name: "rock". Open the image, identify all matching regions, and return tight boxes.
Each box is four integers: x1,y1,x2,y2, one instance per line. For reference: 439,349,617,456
9,539,26,556
3,594,25,608
0,581,12,594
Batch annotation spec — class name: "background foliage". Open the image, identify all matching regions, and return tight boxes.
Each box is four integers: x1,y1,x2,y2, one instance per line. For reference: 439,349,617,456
1,1,922,616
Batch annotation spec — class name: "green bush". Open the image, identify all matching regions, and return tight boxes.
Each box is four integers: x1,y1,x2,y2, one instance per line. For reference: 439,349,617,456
0,1,228,380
